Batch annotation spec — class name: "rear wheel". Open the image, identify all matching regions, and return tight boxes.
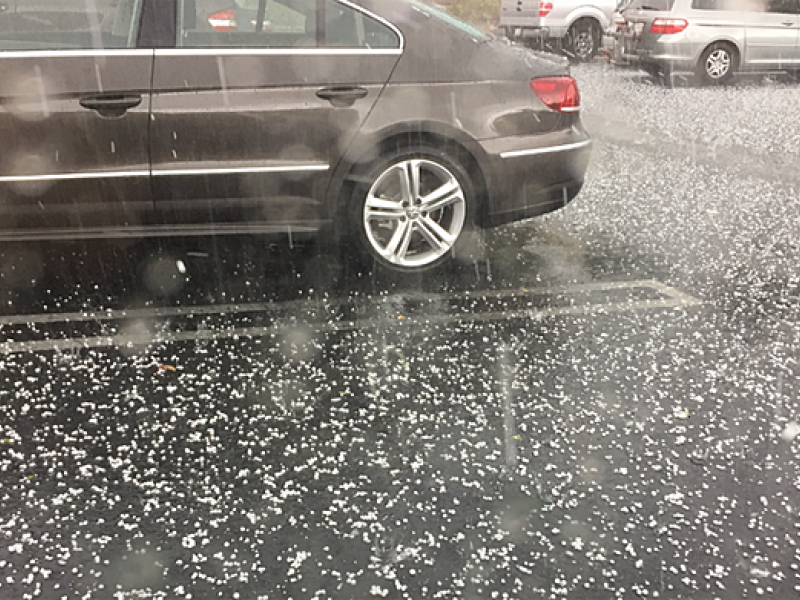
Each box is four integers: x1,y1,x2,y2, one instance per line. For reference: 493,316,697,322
697,42,736,85
566,20,599,62
349,146,476,273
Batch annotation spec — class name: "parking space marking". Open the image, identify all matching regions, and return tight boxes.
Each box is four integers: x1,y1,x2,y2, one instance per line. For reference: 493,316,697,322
0,279,703,355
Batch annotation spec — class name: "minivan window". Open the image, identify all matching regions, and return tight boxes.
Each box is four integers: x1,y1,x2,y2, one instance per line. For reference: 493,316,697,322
181,0,400,48
0,0,142,50
690,0,740,9
625,0,676,10
765,0,800,13
691,0,799,11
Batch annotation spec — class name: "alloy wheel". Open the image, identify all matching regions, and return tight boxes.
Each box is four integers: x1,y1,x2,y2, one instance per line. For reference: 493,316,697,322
363,158,467,268
573,29,594,60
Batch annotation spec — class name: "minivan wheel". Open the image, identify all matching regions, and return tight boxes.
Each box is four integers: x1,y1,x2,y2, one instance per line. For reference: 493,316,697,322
350,147,475,272
698,42,736,85
567,20,598,62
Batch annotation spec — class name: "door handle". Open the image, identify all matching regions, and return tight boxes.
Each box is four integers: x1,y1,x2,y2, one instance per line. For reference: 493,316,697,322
316,86,368,108
782,20,795,26
79,94,142,118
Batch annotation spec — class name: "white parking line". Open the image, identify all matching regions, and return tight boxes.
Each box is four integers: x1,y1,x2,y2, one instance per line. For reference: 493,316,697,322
0,280,702,355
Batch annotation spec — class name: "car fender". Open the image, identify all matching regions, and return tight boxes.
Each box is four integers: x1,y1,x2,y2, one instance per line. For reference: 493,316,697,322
324,120,493,226
691,37,743,65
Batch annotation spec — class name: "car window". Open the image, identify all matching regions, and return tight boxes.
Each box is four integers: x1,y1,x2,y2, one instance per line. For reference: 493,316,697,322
691,0,799,11
690,0,740,9
625,0,676,10
181,0,400,48
325,1,400,48
0,0,142,50
765,0,800,13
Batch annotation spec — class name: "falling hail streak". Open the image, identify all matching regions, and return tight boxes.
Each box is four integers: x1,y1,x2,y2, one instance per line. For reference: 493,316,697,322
34,65,51,119
217,57,230,108
499,343,518,470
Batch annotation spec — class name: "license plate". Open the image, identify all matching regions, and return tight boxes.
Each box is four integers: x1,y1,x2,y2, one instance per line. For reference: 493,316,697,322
634,22,644,34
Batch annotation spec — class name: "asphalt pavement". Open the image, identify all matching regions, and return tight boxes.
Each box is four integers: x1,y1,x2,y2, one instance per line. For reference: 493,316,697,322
1,64,800,600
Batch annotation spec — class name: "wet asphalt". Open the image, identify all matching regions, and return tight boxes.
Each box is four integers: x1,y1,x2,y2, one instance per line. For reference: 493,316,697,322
1,63,800,600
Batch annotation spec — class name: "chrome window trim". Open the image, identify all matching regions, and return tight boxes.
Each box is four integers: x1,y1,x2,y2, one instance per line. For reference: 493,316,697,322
152,165,330,176
0,171,150,184
0,49,154,59
156,47,401,56
0,165,329,184
500,140,591,159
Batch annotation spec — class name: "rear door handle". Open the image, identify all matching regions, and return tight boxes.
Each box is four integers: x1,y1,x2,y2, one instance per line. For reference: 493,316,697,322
316,86,368,108
782,20,795,26
79,94,142,118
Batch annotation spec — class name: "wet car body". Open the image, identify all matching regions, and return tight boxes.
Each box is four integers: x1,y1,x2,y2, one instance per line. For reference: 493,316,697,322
0,0,591,271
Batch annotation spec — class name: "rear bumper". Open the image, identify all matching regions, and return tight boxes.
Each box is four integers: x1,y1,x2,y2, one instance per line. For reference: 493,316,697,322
617,32,699,71
611,32,641,66
478,130,592,227
500,24,551,41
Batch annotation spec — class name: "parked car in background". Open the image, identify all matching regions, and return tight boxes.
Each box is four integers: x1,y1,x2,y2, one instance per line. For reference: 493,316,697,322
616,0,800,84
0,0,591,273
609,0,634,65
206,0,274,32
499,0,617,61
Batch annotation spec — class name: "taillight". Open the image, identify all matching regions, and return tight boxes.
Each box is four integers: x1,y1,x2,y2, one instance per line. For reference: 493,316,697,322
208,8,237,31
650,18,688,34
530,77,580,113
539,1,553,17
249,19,272,31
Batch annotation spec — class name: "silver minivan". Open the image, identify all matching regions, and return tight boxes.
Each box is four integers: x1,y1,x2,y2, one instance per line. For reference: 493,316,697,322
617,0,800,84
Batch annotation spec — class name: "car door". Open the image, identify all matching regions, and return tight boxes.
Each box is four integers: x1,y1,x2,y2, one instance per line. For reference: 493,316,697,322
149,0,402,234
744,0,800,68
0,0,153,241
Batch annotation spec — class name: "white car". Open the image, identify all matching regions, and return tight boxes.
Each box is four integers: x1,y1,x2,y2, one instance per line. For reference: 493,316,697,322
499,0,617,61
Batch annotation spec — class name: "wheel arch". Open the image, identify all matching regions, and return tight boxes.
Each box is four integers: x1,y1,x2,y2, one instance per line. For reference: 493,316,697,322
696,38,741,66
565,10,609,34
325,122,493,234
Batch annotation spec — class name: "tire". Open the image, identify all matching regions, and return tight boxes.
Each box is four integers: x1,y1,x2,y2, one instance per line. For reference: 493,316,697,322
641,63,661,79
348,144,477,273
566,20,599,62
697,42,736,85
